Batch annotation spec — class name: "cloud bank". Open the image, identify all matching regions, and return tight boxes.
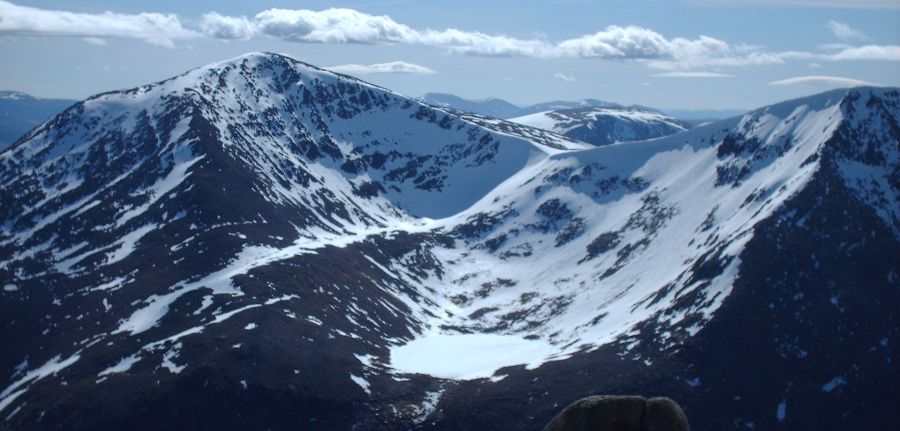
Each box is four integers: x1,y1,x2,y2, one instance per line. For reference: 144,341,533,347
768,75,873,86
0,1,195,47
1,1,898,72
326,61,436,75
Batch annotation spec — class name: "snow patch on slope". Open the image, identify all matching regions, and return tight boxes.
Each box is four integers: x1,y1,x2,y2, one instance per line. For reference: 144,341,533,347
389,332,554,380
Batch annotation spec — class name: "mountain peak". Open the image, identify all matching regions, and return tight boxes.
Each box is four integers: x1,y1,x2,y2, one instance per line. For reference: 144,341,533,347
201,51,337,77
76,51,397,113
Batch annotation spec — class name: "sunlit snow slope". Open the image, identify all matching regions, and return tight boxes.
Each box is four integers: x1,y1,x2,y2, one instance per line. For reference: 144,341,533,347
511,106,690,146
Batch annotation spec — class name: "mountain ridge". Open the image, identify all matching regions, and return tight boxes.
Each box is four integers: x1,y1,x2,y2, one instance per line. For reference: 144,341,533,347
420,92,631,119
419,92,744,123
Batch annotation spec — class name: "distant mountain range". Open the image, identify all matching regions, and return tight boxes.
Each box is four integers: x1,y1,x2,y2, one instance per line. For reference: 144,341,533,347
0,91,74,150
420,92,745,123
421,92,635,119
1,53,897,430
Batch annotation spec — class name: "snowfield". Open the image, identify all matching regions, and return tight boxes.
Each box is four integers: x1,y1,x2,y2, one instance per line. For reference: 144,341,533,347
510,106,689,147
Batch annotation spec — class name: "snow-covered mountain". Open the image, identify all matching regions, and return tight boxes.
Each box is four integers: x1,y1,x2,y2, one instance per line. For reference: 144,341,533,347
0,53,897,431
0,91,74,150
510,106,691,146
662,107,747,123
420,92,625,119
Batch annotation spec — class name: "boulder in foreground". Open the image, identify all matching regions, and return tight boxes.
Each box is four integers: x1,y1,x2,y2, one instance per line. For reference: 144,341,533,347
544,395,689,431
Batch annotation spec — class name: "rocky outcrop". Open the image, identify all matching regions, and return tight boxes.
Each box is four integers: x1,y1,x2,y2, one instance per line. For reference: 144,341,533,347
543,396,689,431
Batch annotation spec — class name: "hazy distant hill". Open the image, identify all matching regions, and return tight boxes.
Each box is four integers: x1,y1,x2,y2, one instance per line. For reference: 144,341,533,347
0,91,74,150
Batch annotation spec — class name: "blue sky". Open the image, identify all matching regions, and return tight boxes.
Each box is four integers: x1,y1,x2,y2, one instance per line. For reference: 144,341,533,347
1,0,898,110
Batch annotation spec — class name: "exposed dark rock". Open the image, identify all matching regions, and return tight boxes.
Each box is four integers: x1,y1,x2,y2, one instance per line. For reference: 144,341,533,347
643,398,691,431
543,395,689,431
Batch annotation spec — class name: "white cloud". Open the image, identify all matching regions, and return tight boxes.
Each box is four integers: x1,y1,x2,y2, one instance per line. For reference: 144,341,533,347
326,61,435,75
253,8,416,44
646,43,785,71
827,20,867,41
826,45,900,61
554,25,672,59
193,8,732,62
652,71,735,78
419,29,552,57
199,12,255,40
201,8,720,61
768,75,873,86
0,0,196,47
651,42,900,71
553,72,576,82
